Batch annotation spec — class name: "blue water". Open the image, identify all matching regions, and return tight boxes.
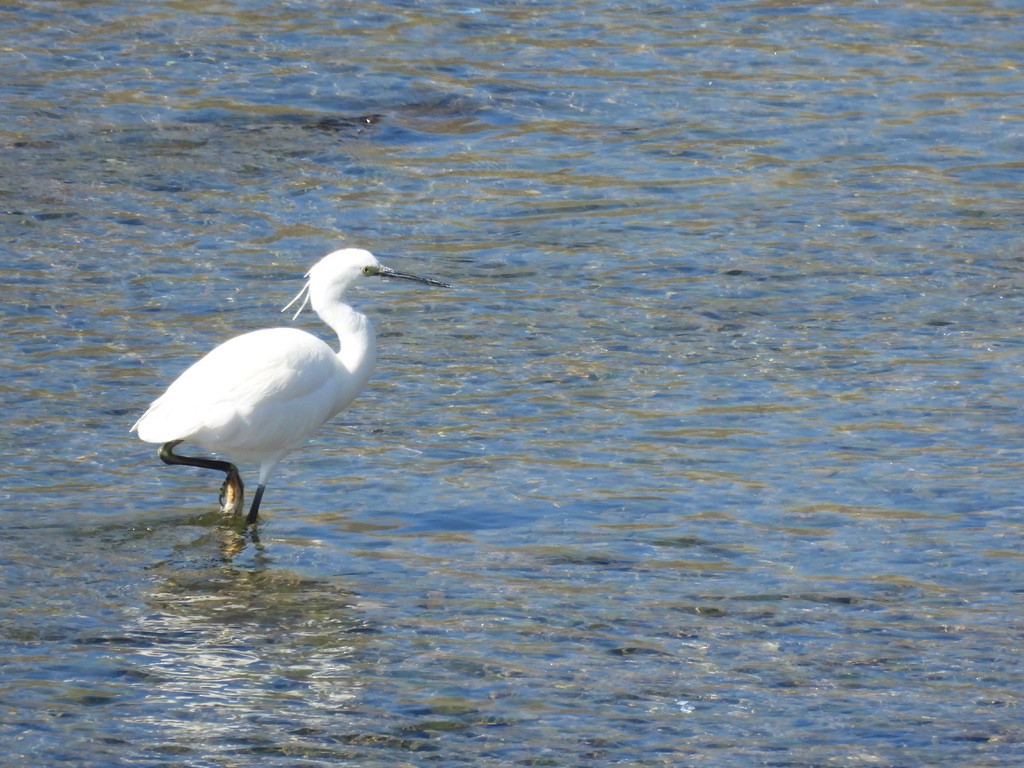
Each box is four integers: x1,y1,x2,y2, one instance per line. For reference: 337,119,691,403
2,1,1023,765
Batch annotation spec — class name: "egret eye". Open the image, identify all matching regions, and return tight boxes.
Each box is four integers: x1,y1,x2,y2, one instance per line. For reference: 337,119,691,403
362,265,374,276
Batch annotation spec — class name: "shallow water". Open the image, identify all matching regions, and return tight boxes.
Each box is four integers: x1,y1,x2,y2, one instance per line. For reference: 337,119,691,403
2,1,1024,765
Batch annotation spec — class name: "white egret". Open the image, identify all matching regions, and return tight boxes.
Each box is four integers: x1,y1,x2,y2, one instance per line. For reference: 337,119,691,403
131,248,450,525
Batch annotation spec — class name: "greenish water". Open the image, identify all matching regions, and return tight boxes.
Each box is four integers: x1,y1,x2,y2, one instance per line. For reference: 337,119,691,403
2,1,1023,765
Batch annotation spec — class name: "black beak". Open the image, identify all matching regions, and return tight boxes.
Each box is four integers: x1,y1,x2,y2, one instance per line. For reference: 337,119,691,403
378,265,452,289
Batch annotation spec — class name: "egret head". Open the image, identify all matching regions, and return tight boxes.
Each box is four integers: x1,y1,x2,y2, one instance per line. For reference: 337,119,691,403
284,248,450,320
315,248,381,290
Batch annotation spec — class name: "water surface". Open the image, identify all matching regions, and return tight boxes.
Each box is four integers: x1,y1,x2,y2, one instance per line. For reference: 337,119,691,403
2,1,1023,765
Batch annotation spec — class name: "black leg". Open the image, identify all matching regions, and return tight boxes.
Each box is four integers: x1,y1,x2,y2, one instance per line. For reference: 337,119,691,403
158,440,245,515
246,484,267,526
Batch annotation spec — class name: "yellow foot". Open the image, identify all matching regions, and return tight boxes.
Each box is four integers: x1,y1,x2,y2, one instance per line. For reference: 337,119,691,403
218,467,244,515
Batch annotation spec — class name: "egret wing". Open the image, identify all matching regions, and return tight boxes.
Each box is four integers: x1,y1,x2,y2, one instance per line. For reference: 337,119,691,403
133,328,341,455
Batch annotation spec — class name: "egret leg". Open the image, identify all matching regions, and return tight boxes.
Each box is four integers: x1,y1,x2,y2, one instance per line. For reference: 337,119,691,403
158,440,245,516
245,484,267,526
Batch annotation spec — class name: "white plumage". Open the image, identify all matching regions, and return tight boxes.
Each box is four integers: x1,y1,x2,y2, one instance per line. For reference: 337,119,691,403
132,248,449,524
